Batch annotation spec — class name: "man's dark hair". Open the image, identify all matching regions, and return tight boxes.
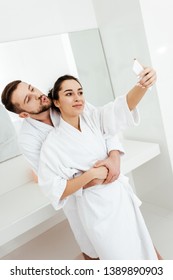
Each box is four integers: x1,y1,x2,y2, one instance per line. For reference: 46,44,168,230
1,80,22,113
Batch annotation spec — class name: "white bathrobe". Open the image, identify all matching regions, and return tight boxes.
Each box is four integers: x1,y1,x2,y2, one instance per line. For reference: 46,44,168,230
19,100,128,258
38,97,157,260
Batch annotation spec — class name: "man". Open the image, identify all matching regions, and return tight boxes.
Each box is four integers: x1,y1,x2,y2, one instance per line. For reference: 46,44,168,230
1,66,156,259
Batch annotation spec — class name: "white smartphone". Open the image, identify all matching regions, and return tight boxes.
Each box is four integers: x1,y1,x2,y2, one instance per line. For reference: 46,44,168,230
133,58,152,90
133,58,144,76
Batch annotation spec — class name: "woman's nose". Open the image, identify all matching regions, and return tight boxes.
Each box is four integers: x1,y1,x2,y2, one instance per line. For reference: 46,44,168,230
74,95,79,101
74,93,81,101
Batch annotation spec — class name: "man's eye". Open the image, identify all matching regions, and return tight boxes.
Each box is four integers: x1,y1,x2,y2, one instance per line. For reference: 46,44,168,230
79,91,83,95
66,93,72,96
27,97,30,103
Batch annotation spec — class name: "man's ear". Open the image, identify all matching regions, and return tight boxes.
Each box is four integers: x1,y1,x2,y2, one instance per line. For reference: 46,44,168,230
19,112,30,118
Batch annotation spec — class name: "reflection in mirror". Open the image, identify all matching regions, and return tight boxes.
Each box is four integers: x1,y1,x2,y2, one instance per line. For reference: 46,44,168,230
0,28,114,162
69,29,114,106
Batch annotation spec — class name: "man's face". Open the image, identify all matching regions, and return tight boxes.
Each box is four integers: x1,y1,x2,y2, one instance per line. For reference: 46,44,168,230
11,82,52,115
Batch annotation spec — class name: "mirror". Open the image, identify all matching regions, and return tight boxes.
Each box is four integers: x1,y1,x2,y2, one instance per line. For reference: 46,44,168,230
0,104,20,162
0,28,114,163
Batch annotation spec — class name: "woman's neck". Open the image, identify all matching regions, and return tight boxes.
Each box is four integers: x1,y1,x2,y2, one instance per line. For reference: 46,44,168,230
61,115,80,131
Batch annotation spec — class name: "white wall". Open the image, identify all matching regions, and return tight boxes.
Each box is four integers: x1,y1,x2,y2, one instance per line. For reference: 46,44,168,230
0,35,76,93
139,0,173,169
0,0,97,42
92,0,173,209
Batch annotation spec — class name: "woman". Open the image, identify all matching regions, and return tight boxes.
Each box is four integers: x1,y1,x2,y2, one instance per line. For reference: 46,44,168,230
38,74,158,259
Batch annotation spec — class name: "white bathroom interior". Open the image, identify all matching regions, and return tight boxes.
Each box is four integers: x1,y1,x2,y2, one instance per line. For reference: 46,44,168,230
0,0,173,260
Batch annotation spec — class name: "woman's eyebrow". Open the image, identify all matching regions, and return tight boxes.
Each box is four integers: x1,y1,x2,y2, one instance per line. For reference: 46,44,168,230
63,87,83,93
63,89,73,93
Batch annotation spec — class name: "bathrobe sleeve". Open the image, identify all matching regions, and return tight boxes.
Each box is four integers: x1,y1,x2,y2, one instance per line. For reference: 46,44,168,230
19,132,42,173
85,95,140,137
38,158,68,210
105,134,125,155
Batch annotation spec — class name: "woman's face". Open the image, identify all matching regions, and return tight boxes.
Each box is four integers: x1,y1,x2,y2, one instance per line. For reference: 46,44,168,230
54,79,85,118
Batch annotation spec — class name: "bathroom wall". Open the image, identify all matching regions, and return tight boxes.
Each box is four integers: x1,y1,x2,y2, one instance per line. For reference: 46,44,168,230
0,0,97,42
139,0,173,171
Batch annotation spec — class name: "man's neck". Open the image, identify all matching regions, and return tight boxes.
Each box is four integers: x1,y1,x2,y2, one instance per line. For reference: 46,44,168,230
30,109,53,126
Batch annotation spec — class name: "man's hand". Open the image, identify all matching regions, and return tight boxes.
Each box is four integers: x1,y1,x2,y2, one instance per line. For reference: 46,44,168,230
94,150,120,184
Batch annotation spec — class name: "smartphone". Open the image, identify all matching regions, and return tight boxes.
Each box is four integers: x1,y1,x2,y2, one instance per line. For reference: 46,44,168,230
133,59,144,76
133,58,152,90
